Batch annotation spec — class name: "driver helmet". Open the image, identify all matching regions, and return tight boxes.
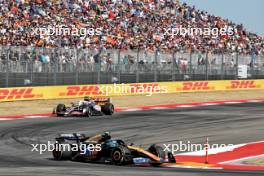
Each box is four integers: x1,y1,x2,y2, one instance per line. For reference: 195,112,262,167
84,96,91,101
102,131,111,141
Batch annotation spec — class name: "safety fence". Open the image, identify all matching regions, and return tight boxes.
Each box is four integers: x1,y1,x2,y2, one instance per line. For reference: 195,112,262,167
0,80,264,102
0,46,264,87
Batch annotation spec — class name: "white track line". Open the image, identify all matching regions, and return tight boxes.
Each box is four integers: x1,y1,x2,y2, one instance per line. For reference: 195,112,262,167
176,105,195,108
24,116,48,119
0,118,14,121
122,108,142,112
246,100,264,103
164,165,223,169
201,103,220,106
151,107,169,110
224,102,243,104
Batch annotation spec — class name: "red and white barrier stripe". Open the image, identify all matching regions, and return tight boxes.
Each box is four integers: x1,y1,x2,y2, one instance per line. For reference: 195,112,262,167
176,141,264,170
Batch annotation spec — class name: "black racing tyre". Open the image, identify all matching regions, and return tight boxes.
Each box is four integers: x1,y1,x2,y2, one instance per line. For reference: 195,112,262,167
56,104,66,117
84,106,92,117
148,144,165,166
101,103,114,115
168,152,176,163
52,142,73,160
111,146,132,165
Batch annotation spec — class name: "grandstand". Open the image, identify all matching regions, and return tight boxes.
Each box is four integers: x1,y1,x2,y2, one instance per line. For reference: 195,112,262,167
0,0,263,87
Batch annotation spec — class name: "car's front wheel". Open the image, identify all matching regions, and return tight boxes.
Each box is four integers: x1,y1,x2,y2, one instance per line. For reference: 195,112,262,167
84,106,92,117
148,144,165,166
52,142,73,160
56,104,66,117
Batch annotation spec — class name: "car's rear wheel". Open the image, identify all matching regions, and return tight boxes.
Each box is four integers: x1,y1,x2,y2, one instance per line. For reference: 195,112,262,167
101,103,114,115
56,104,66,117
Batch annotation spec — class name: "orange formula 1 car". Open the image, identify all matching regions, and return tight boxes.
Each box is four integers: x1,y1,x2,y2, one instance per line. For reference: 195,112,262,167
52,132,176,166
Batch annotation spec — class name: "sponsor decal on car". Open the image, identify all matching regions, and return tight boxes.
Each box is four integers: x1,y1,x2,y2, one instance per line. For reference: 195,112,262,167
133,157,150,164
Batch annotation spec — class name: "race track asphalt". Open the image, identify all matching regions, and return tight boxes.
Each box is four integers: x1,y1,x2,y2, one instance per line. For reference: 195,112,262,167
0,102,264,176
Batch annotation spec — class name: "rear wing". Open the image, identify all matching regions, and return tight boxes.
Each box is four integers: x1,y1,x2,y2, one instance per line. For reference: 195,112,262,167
56,133,99,143
56,133,84,142
92,97,111,104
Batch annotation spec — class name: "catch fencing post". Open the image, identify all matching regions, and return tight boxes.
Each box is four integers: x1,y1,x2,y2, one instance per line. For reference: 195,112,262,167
136,49,140,83
189,50,193,78
75,48,79,85
205,51,209,80
117,49,121,83
154,49,158,82
97,50,101,84
172,51,176,81
30,49,34,86
221,52,224,80
53,49,57,85
5,47,10,87
236,51,239,79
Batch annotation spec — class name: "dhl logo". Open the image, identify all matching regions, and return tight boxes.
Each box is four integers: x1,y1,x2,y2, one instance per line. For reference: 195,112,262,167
227,80,259,89
177,81,214,91
0,88,39,100
59,86,103,96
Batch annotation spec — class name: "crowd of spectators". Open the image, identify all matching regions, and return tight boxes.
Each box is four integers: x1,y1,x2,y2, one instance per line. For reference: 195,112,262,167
0,0,263,56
